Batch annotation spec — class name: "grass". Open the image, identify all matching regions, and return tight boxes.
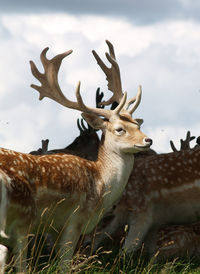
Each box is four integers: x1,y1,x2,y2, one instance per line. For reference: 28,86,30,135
5,237,200,273
3,207,200,273
34,251,200,274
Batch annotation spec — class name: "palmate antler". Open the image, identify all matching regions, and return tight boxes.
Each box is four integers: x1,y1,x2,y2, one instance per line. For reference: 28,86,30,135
30,47,128,119
170,131,196,152
30,41,141,119
92,40,123,105
92,40,142,114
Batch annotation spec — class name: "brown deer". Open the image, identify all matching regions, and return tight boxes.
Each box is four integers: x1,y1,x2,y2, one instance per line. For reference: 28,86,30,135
83,130,200,260
0,40,152,273
152,132,200,259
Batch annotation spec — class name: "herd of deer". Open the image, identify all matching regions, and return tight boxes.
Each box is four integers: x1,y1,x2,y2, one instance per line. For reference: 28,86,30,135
0,40,200,273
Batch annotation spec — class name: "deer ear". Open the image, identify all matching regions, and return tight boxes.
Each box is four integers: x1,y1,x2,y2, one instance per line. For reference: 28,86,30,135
135,118,144,126
81,113,106,130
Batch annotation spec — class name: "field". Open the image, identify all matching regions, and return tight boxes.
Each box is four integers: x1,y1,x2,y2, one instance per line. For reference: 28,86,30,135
12,250,200,273
4,233,200,273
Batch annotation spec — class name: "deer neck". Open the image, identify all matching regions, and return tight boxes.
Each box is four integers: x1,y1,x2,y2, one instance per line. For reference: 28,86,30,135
95,136,134,210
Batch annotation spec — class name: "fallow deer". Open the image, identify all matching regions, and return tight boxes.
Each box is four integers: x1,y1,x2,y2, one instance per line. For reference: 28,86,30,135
0,40,152,273
152,132,200,259
84,131,200,260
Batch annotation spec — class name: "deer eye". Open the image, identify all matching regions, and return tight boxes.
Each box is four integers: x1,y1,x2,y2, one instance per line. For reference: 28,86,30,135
115,127,126,135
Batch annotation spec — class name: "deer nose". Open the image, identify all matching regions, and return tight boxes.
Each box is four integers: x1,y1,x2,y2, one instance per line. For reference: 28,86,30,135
144,137,153,146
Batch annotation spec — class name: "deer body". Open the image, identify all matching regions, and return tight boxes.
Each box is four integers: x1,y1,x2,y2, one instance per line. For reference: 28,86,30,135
85,147,200,258
0,115,149,272
155,222,200,259
122,148,200,254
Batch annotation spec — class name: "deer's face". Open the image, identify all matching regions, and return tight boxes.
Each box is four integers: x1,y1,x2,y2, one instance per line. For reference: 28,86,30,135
82,112,152,155
104,114,152,154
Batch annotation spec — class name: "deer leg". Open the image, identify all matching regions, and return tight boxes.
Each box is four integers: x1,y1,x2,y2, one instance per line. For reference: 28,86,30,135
84,212,123,253
12,234,28,274
0,244,8,274
123,212,153,254
143,227,158,256
57,218,83,271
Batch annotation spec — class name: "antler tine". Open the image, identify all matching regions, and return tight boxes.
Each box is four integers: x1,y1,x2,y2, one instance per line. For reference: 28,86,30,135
126,85,142,115
41,139,49,154
30,47,73,103
96,88,105,109
196,136,200,146
77,118,84,133
180,131,195,150
113,92,127,115
92,40,123,106
170,140,178,152
81,118,88,131
30,47,117,119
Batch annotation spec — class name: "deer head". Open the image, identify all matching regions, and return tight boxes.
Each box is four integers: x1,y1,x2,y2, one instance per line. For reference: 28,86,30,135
30,42,152,155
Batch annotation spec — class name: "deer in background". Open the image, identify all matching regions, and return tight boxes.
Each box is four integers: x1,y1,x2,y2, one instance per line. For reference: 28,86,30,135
29,88,104,160
0,40,152,273
84,130,200,260
153,131,200,259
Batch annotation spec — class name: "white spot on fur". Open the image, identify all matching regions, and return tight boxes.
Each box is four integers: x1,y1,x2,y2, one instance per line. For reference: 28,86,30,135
19,155,24,161
18,171,22,176
87,162,92,167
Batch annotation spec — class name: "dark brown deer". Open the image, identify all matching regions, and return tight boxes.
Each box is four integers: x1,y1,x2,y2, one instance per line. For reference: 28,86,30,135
0,40,152,273
30,117,99,160
29,88,104,160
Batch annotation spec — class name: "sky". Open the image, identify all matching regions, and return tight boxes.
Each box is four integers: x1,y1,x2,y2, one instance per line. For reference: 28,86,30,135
0,0,200,153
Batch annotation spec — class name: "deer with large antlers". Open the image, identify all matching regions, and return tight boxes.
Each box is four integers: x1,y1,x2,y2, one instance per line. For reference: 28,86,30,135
83,131,200,260
0,41,152,273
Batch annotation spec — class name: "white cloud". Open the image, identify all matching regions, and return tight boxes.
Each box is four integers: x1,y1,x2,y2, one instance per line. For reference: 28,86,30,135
0,13,200,153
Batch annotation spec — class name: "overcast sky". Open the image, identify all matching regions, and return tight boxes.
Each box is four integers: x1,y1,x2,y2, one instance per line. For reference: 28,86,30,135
0,0,200,153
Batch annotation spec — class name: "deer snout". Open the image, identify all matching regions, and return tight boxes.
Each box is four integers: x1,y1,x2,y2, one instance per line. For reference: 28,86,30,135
133,137,153,151
143,137,153,147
